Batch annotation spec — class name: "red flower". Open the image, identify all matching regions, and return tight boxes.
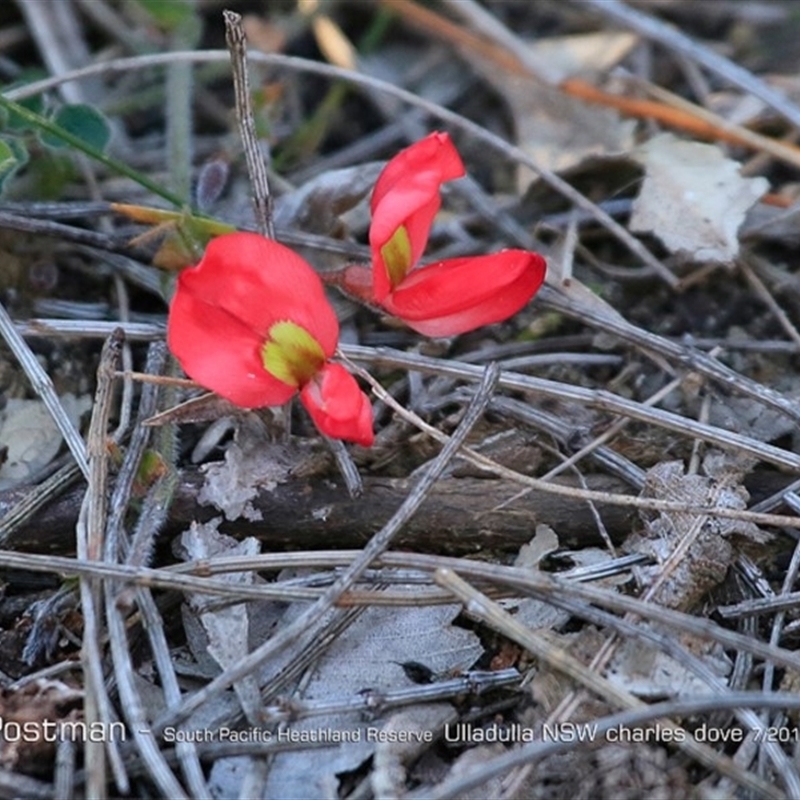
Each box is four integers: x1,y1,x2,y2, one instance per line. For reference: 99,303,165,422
379,251,547,337
336,132,546,336
369,131,465,302
167,232,374,446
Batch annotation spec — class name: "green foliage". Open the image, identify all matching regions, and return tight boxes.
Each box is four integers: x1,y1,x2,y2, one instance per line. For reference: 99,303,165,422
40,104,111,152
134,0,197,32
0,92,185,206
0,95,111,198
0,138,28,192
4,93,44,132
27,151,76,199
0,70,47,131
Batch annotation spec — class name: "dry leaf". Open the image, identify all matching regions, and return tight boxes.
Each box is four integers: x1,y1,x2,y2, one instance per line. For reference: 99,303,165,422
468,33,637,189
371,705,456,800
273,162,382,321
514,524,560,567
0,394,90,490
273,163,382,241
708,393,798,444
480,74,636,190
624,452,769,610
263,601,483,799
531,32,639,83
177,521,263,723
508,525,570,631
630,134,769,262
439,743,507,800
198,419,305,522
607,637,731,699
513,83,636,179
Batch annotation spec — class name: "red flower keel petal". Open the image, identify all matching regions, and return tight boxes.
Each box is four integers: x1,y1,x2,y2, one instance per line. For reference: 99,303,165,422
300,364,374,447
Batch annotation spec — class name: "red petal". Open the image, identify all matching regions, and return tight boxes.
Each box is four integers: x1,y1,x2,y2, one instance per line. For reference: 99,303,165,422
381,250,547,337
371,133,464,214
167,287,297,408
369,133,464,301
300,364,374,446
177,232,339,356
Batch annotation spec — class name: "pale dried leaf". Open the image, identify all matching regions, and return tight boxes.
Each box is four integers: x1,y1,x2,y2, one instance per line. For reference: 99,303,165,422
440,743,507,800
177,520,263,722
371,705,456,800
178,521,261,664
129,671,169,727
630,134,769,262
500,596,569,633
514,524,560,568
501,79,636,188
198,420,302,521
273,162,382,240
607,637,731,699
708,393,798,444
208,757,252,800
468,33,636,187
530,32,639,82
511,526,570,631
0,394,90,490
264,601,483,799
558,547,632,588
624,452,770,610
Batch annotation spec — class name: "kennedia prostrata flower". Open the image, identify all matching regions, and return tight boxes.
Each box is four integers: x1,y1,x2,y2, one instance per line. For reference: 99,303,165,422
167,232,374,446
335,131,547,337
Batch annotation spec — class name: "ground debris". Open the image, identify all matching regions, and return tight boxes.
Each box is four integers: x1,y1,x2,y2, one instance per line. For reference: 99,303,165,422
625,452,770,611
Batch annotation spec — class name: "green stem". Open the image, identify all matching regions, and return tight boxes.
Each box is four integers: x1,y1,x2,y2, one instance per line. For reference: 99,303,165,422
0,93,188,209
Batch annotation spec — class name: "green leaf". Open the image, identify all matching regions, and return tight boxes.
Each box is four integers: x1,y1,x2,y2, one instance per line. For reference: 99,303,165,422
28,151,75,199
2,69,48,131
41,104,111,152
0,94,186,208
0,138,25,191
0,139,20,173
5,94,44,132
134,0,195,31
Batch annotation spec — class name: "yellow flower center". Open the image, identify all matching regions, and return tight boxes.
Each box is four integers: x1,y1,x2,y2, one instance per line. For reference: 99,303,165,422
261,321,325,386
379,225,412,289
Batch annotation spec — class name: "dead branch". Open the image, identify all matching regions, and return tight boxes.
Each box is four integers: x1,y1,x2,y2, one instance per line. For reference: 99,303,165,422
0,472,637,556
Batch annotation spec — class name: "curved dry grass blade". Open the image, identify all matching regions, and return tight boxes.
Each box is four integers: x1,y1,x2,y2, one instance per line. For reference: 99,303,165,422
4,50,677,287
76,332,127,794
